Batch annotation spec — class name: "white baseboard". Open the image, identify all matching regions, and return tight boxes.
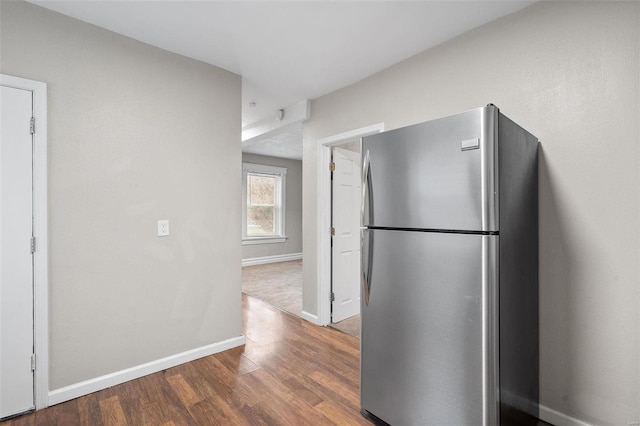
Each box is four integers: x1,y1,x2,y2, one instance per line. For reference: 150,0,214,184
242,252,302,267
48,335,245,406
539,404,595,426
301,310,320,325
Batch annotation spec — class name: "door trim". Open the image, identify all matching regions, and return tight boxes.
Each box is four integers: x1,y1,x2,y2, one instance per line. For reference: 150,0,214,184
316,123,383,326
0,74,48,410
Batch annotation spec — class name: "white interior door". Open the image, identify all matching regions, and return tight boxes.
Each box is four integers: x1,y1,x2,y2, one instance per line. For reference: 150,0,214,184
0,85,35,418
331,146,361,323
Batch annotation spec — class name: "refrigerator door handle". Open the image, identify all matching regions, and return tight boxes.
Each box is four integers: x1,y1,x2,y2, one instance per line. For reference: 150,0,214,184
361,149,372,227
361,228,373,305
361,149,373,305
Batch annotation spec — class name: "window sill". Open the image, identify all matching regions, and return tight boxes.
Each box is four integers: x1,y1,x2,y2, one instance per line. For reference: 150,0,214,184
242,236,288,246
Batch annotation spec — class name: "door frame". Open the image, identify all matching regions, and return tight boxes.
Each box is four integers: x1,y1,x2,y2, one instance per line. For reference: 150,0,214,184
316,123,383,326
1,74,49,409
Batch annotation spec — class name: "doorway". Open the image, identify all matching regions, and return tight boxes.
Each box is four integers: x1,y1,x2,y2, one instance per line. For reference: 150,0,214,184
329,142,362,335
0,74,48,417
315,123,384,328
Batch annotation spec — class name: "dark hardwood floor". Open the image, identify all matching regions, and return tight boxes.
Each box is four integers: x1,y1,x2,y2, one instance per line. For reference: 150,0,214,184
2,294,552,426
1,295,371,425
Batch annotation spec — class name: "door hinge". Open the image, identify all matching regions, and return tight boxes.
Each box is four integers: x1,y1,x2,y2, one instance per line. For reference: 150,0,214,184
331,227,335,236
31,354,36,371
331,293,335,302
30,236,36,254
30,117,35,135
329,162,335,172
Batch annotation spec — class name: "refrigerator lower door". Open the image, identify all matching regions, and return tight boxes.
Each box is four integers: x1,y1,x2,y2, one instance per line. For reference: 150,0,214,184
361,230,498,426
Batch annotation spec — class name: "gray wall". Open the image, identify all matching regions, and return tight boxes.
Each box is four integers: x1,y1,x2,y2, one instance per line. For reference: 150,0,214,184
241,153,302,260
302,2,639,425
1,1,242,390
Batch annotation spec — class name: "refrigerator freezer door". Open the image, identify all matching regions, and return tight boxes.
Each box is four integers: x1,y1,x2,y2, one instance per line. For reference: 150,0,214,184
361,106,498,232
360,229,498,425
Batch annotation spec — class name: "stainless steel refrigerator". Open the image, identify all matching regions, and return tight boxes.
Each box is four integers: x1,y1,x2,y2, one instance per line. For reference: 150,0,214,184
360,105,539,426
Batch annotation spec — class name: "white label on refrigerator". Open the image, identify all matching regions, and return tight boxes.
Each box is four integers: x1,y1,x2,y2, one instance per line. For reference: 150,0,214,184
461,138,480,151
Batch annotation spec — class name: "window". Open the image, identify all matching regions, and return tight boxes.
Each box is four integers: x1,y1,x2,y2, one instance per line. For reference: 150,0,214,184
242,163,287,244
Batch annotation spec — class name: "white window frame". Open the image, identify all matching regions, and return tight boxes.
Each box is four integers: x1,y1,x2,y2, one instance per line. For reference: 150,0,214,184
242,162,287,245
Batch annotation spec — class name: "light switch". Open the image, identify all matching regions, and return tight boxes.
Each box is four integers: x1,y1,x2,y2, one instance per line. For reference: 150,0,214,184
157,220,170,237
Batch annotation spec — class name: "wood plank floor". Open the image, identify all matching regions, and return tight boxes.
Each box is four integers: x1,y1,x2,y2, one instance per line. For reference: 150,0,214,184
1,295,373,426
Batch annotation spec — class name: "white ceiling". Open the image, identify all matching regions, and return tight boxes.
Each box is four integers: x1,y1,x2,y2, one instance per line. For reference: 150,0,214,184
29,0,536,159
242,122,304,160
